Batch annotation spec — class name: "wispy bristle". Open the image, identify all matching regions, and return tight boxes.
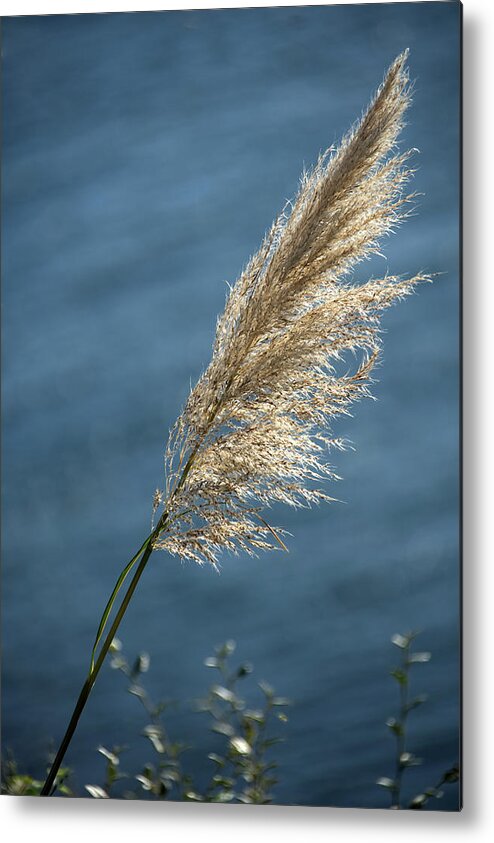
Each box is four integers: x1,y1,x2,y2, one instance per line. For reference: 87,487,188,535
156,52,430,567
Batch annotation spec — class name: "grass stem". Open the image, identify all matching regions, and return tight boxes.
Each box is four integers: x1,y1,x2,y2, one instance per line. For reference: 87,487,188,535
40,518,166,796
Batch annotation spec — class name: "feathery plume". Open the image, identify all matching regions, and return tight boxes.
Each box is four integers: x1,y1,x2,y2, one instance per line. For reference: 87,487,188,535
157,51,429,567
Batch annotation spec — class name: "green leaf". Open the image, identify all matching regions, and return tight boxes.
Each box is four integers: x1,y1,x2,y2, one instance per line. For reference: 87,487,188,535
408,652,431,664
211,791,235,802
85,784,109,798
244,709,265,723
142,725,165,753
243,720,255,744
97,746,119,766
110,654,127,670
212,775,234,787
208,753,225,766
236,663,253,678
442,765,460,783
399,752,422,767
128,683,146,699
259,680,274,698
230,736,252,755
216,640,236,658
135,774,154,791
184,790,205,802
211,684,237,703
132,653,150,675
406,694,428,710
423,787,443,798
89,535,153,675
409,793,427,809
376,777,396,790
58,783,72,796
385,717,403,736
211,722,235,737
261,737,283,749
390,668,408,686
391,633,410,649
4,775,44,796
160,769,181,784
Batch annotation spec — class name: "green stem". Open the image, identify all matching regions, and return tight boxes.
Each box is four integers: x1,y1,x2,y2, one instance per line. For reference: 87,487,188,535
392,642,410,809
89,531,155,674
40,520,165,796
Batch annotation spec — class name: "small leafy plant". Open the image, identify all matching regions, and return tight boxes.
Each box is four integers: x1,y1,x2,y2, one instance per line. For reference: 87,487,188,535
2,640,289,801
2,633,458,807
377,632,459,810
1,757,73,798
193,639,290,804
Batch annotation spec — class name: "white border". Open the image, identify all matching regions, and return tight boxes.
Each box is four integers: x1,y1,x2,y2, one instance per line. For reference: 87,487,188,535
2,0,493,840
1,0,436,16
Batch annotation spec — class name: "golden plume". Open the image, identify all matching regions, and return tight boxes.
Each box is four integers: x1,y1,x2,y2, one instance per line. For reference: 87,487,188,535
156,51,429,566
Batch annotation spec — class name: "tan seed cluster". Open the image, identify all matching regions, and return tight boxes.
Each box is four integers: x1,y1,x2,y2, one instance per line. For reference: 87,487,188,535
156,51,430,567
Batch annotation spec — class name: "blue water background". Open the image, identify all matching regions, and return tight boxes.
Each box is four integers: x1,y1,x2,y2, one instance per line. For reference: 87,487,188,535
2,3,460,808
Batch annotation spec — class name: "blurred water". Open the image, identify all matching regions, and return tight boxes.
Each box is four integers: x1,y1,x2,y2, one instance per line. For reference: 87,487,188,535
1,3,460,808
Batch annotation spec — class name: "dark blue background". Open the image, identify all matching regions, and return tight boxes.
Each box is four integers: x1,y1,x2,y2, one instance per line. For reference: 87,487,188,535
2,2,460,808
